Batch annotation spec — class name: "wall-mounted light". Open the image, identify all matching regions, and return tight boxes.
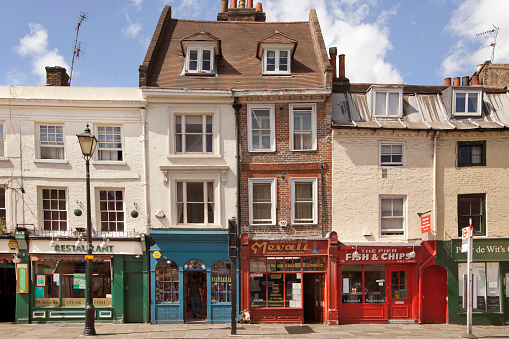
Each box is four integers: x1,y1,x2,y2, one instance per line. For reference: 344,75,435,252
409,245,416,258
12,253,21,264
75,238,82,247
49,236,56,247
100,238,108,249
352,246,361,260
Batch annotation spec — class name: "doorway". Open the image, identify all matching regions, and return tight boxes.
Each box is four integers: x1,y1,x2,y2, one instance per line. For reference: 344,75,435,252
387,265,413,320
0,266,15,322
184,271,207,323
422,265,447,323
124,271,144,322
303,273,325,323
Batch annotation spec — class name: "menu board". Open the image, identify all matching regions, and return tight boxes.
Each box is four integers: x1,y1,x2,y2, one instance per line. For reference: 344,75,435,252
267,274,284,307
486,296,500,312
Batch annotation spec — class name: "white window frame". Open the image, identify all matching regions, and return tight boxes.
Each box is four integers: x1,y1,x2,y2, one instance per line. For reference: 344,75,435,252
185,46,215,75
290,104,317,151
97,189,125,234
248,104,275,152
453,89,482,116
290,178,318,225
174,114,214,155
262,46,292,75
379,141,406,166
38,124,65,161
0,123,4,158
95,125,124,163
40,187,68,232
168,173,220,228
379,196,406,238
249,178,276,226
370,87,403,117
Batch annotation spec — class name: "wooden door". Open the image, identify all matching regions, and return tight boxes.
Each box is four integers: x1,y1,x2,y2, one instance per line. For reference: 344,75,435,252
125,271,144,322
387,265,412,319
422,265,447,323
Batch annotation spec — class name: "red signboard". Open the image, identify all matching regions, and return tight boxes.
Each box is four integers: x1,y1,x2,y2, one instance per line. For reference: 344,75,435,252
249,240,327,256
339,246,418,264
421,215,431,233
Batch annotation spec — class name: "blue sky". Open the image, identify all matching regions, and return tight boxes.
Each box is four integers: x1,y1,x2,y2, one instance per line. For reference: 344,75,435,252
2,0,508,87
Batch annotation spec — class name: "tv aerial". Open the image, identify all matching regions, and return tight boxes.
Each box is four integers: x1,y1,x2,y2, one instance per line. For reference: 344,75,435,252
70,12,88,85
475,24,499,63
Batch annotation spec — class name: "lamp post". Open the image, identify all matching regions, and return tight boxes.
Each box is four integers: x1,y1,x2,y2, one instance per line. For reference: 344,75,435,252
77,124,98,336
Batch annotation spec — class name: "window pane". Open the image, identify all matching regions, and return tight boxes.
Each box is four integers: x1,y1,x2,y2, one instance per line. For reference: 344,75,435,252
250,274,266,308
185,135,202,152
202,49,211,71
189,50,198,71
365,265,385,303
388,93,399,116
467,93,478,113
456,93,466,113
375,92,386,115
342,264,362,303
252,182,272,224
279,50,288,71
266,50,275,72
471,146,482,164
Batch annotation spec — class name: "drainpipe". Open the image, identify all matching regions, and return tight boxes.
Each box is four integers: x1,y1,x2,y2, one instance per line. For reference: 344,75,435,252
140,108,150,232
433,131,439,238
321,162,326,237
233,98,242,328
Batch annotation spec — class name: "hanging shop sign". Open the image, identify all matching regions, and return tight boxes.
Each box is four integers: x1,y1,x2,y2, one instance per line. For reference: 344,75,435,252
421,215,431,233
339,246,418,264
249,240,327,256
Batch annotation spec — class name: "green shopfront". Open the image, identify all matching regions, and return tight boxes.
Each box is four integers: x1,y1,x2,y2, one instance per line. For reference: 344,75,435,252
18,237,148,323
437,239,509,325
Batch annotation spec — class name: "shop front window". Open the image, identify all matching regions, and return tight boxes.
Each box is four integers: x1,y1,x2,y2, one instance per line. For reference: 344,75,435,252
155,260,179,303
458,262,500,313
342,264,386,304
35,261,111,307
211,260,231,303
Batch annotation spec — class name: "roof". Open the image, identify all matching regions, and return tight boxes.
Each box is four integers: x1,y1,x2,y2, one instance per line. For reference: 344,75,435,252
332,82,509,130
139,6,331,90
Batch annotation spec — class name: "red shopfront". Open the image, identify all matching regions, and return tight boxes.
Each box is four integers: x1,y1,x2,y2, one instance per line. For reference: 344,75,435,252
338,245,420,324
240,233,339,324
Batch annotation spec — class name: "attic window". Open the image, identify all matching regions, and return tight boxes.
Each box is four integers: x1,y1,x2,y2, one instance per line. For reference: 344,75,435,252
369,87,403,117
185,47,214,75
453,89,481,116
263,48,291,75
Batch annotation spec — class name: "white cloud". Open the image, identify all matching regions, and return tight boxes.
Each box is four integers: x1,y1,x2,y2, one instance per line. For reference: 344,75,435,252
263,0,403,83
441,0,509,78
122,22,143,39
14,23,69,84
5,68,27,85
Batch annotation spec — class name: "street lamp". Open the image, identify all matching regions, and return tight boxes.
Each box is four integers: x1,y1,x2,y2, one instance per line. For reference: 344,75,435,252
77,124,98,336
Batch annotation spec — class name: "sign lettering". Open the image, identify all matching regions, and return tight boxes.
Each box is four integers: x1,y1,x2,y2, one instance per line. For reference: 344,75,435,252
340,247,418,264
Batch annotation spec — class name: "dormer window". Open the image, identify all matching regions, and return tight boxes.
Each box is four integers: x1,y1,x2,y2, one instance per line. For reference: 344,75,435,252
263,48,291,75
453,90,481,116
185,47,214,74
368,86,403,117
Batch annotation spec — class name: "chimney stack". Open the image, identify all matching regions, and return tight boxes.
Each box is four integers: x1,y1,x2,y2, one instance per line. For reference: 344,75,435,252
338,54,346,79
453,77,460,86
329,47,337,79
256,2,263,11
218,0,265,21
462,76,469,86
45,66,70,86
444,78,451,86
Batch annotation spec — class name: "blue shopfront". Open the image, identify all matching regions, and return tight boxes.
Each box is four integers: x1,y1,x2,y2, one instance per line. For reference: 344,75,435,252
149,229,235,324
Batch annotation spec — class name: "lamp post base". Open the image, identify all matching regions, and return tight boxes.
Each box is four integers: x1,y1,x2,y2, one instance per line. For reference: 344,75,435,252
84,304,96,336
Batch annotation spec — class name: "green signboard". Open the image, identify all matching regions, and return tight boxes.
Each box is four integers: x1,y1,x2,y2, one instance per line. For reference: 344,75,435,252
449,238,509,262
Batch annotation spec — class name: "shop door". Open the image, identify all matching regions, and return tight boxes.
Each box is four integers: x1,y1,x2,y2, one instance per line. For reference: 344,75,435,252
387,265,413,320
422,265,447,323
0,267,15,322
184,272,207,323
124,271,144,322
303,273,325,323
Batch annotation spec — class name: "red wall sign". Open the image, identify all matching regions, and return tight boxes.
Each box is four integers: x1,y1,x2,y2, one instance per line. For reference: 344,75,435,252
249,240,327,256
421,215,431,233
339,246,418,264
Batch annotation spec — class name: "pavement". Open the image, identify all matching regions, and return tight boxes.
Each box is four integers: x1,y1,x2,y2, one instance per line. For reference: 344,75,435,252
0,322,507,339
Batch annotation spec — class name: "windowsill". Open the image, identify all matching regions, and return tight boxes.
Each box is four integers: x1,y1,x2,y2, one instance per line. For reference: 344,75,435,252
457,164,485,167
33,159,68,164
91,161,127,166
380,235,406,239
291,149,317,152
184,72,216,77
164,224,224,229
167,154,221,159
250,223,276,226
380,164,404,167
262,74,292,77
0,158,9,162
453,113,481,117
372,115,403,119
248,149,275,153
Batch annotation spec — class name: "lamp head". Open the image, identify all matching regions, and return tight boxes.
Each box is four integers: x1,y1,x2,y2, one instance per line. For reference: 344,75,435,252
76,124,98,159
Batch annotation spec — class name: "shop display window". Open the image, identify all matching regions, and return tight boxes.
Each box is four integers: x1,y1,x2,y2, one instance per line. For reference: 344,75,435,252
211,260,231,303
342,264,386,304
249,256,323,309
35,260,111,307
156,260,179,303
458,262,500,313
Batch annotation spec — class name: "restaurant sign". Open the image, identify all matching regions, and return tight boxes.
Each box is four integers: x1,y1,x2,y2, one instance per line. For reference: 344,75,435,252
249,240,327,256
340,246,418,264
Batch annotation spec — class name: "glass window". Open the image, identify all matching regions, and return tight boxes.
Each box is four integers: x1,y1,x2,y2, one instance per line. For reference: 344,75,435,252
249,179,275,225
250,274,267,308
458,141,485,167
184,259,206,270
342,264,362,303
380,196,405,237
156,260,179,303
290,105,316,151
175,115,213,154
176,181,214,225
39,125,64,159
454,91,481,115
0,187,5,225
99,190,124,232
342,264,386,304
211,260,231,303
373,90,402,117
0,123,4,157
263,49,291,74
380,142,405,166
251,109,271,151
457,194,485,236
42,188,67,231
35,261,60,306
458,262,500,313
292,179,317,224
365,265,385,303
391,270,407,299
186,48,214,74
97,126,122,161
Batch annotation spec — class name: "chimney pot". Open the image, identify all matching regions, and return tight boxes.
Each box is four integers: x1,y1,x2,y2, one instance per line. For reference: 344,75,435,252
328,47,337,79
444,78,451,86
45,66,70,86
220,0,228,12
230,0,237,8
255,2,263,12
338,54,346,79
462,76,469,86
247,0,253,7
453,77,460,86
471,74,480,86
239,0,245,8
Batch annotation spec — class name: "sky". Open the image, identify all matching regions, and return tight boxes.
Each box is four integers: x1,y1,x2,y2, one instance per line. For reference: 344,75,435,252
1,0,508,88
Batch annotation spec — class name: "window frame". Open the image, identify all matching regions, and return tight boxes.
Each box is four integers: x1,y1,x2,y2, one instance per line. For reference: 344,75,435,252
457,141,486,167
0,187,6,224
289,104,317,151
38,124,65,161
0,123,4,158
247,104,275,152
249,178,277,226
184,46,215,75
379,141,406,166
155,259,179,304
457,193,486,237
290,177,318,225
40,187,68,232
174,114,214,155
95,125,123,163
262,47,292,75
370,87,403,117
97,189,125,234
379,196,406,238
211,259,232,304
453,89,482,116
